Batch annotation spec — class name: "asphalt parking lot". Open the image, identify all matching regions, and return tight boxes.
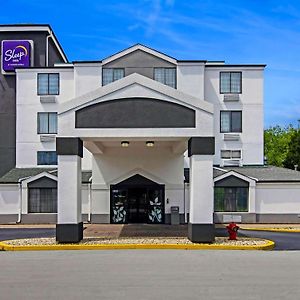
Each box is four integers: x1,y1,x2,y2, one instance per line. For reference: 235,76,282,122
1,250,300,300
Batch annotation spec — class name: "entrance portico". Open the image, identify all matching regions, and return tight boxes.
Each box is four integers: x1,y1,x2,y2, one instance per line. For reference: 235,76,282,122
55,73,215,243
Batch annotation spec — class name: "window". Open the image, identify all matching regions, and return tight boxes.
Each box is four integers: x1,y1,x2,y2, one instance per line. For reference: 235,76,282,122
220,111,242,133
154,68,176,88
214,187,248,212
221,150,241,159
37,112,57,134
37,151,57,165
102,68,125,86
220,72,241,94
28,188,57,213
37,73,59,95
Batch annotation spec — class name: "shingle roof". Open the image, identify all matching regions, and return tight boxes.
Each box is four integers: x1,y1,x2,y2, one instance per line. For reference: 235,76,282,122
221,166,300,182
1,166,299,185
0,168,92,184
184,166,300,183
0,168,56,183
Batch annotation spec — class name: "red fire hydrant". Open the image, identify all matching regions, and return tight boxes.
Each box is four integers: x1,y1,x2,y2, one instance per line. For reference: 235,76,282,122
226,222,239,240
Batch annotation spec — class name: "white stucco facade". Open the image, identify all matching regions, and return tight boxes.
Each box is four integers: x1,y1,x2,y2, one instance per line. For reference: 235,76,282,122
0,42,299,234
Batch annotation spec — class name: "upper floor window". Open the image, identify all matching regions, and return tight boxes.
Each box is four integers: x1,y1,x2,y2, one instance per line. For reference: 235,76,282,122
154,68,176,88
37,151,57,165
102,68,125,86
221,150,242,159
220,111,242,133
37,73,59,95
220,72,241,94
37,112,57,134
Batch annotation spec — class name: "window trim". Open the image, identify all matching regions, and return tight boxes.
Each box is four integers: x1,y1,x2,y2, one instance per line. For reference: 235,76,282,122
37,112,58,134
153,67,177,89
219,71,242,94
102,68,125,86
37,151,58,165
220,110,242,133
37,73,60,96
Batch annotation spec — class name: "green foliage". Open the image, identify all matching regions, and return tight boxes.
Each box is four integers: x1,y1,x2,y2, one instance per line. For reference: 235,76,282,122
284,129,300,170
264,125,297,167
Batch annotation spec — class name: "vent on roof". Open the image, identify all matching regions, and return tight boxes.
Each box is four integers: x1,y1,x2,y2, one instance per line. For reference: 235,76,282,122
40,135,56,142
40,96,56,103
223,94,240,102
223,133,240,141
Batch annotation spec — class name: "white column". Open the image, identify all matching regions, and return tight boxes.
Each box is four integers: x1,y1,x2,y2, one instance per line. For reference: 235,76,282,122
57,155,82,224
56,137,83,243
189,155,214,224
188,137,215,242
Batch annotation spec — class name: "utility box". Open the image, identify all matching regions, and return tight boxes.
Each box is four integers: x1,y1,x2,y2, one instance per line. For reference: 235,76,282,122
170,206,180,225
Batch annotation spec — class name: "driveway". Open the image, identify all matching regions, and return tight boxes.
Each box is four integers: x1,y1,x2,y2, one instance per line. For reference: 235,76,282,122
0,225,300,250
1,250,300,299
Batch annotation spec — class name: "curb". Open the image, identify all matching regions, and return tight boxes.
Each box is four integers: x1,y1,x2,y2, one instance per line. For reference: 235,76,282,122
0,239,275,251
241,227,300,233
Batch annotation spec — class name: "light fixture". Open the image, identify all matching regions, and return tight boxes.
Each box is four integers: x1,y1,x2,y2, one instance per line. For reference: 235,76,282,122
146,141,154,147
121,141,130,147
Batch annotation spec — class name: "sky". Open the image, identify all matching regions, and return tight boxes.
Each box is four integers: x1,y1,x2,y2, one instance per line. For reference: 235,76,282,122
1,0,300,128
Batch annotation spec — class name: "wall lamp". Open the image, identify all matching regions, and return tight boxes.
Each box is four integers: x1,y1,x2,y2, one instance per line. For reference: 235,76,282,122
121,141,130,147
146,141,155,147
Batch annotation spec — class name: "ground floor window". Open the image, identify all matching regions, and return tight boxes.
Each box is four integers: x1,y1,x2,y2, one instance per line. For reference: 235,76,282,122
214,187,248,212
28,188,57,213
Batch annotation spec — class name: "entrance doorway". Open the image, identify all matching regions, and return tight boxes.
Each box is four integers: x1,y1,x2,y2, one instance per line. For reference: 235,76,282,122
128,188,147,223
110,174,165,224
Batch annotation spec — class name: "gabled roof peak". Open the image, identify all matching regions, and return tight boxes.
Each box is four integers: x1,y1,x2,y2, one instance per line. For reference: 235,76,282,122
102,43,177,65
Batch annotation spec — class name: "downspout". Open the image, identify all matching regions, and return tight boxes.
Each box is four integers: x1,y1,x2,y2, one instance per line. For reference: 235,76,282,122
183,181,186,224
17,181,22,223
17,176,30,223
87,176,92,223
46,34,51,67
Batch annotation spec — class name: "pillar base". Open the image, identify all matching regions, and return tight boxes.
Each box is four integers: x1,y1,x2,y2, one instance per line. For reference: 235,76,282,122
56,222,83,243
188,223,215,243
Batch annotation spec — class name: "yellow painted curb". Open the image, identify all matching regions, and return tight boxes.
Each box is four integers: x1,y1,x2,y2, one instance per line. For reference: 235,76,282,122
0,239,275,251
241,227,300,233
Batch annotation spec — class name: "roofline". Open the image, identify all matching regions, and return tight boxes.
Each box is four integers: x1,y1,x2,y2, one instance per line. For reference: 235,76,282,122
0,24,68,63
102,43,177,65
15,66,74,70
257,180,300,183
72,60,102,64
177,60,207,63
205,64,266,68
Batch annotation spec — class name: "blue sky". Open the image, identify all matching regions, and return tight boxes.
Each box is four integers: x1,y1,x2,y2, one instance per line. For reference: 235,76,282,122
1,0,300,128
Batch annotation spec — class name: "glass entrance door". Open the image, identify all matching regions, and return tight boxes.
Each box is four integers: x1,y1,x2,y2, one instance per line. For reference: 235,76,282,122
110,174,165,224
128,188,147,223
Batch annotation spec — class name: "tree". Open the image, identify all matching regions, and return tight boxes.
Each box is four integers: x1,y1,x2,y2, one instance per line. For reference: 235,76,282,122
284,129,300,170
264,125,296,167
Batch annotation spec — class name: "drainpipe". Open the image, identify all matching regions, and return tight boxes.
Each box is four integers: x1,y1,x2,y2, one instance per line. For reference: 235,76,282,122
183,181,185,224
46,30,54,67
17,176,30,223
87,176,92,223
